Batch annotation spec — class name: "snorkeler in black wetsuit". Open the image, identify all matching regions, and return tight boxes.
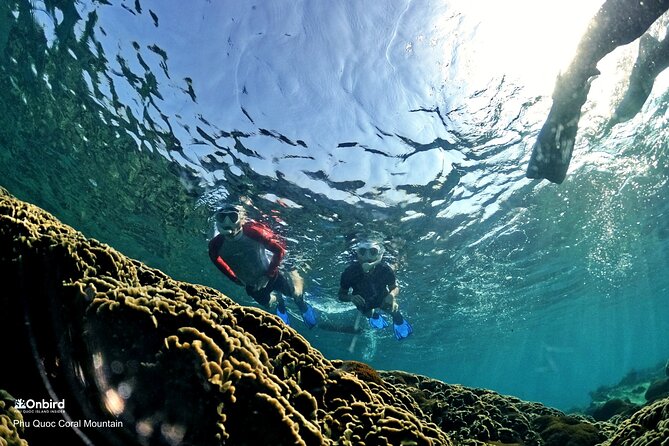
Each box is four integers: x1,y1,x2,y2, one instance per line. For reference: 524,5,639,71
338,239,412,340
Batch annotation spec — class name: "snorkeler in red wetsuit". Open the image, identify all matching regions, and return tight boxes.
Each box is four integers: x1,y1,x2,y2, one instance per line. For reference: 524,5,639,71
208,204,317,328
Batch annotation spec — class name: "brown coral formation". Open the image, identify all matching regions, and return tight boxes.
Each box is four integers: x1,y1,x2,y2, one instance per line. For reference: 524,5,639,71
0,187,450,445
381,371,570,446
532,415,605,446
0,391,28,446
589,398,640,422
644,378,669,403
599,397,669,446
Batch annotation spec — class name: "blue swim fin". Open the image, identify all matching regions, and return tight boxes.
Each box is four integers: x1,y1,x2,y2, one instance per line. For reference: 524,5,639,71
368,313,389,329
276,307,290,326
302,304,317,329
393,319,413,340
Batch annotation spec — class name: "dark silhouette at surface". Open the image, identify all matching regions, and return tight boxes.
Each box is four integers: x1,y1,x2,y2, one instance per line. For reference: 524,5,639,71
610,27,669,125
527,0,669,184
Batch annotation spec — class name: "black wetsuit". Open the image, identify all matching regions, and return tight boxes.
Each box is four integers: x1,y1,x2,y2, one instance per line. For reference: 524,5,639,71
339,261,397,312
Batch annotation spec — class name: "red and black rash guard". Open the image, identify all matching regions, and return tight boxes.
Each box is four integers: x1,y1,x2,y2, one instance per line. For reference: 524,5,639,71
208,221,285,288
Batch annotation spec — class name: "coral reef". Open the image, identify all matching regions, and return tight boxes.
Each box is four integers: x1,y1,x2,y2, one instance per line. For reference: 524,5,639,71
589,398,640,422
0,187,449,445
644,378,669,403
599,397,669,446
585,361,669,422
532,415,605,446
381,371,612,446
2,187,669,446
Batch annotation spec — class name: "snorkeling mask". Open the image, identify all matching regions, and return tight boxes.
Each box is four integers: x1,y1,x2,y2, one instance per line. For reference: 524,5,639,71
355,241,384,272
215,205,245,237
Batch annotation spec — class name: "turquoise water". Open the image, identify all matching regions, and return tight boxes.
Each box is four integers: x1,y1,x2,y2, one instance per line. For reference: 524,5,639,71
1,0,668,411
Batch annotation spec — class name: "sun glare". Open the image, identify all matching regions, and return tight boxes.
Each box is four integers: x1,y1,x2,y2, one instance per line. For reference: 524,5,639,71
451,0,606,94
